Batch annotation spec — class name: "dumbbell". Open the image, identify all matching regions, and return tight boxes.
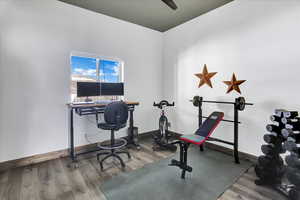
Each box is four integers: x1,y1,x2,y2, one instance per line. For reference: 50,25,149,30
255,163,285,182
281,129,300,139
281,129,293,138
275,109,287,117
282,117,300,124
270,115,282,123
286,166,300,186
285,123,300,130
283,111,298,118
261,144,286,155
283,139,299,152
258,155,272,167
286,154,300,169
258,155,283,168
288,132,300,144
266,124,282,133
263,133,279,144
281,117,300,124
255,164,273,180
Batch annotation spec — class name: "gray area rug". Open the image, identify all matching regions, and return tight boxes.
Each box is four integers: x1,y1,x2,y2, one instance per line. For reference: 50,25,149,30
101,146,253,200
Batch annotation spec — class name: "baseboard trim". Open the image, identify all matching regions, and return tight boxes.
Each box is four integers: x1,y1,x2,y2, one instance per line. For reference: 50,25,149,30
0,130,257,171
0,131,154,172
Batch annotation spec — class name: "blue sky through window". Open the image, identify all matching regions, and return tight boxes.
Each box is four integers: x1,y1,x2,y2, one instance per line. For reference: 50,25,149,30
71,56,120,82
100,60,120,83
71,56,97,80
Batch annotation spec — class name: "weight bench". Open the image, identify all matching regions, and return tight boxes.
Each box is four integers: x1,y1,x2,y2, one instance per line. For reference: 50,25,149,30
169,111,224,179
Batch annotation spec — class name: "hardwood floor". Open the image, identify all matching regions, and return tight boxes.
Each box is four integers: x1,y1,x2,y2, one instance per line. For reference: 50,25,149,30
218,168,287,200
0,139,288,200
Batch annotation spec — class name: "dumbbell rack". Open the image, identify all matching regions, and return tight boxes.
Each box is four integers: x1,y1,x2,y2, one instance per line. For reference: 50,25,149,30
255,109,300,200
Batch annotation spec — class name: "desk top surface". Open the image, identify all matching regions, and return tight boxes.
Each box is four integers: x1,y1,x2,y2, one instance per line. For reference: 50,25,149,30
67,101,139,108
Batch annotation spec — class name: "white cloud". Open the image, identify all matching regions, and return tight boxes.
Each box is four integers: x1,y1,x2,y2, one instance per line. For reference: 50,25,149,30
99,66,119,76
99,69,104,76
74,68,96,76
112,66,119,76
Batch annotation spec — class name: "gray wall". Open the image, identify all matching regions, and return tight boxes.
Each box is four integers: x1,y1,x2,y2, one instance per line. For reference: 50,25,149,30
0,0,163,162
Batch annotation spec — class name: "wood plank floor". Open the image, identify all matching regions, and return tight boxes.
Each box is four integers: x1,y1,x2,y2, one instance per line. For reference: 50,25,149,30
218,168,288,200
0,139,288,200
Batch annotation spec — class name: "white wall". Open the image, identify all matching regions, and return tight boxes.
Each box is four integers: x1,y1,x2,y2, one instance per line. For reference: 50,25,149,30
2,0,300,162
163,0,300,156
0,0,163,162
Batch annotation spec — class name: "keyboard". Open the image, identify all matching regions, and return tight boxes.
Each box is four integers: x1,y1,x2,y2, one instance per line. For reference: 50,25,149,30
72,101,95,105
94,100,115,105
72,100,118,105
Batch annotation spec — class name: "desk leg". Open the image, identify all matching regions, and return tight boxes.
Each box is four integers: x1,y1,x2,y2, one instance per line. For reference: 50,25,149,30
129,109,140,149
69,107,76,163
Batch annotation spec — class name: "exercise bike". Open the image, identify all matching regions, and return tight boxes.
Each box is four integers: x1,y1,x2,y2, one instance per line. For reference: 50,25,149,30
152,100,177,151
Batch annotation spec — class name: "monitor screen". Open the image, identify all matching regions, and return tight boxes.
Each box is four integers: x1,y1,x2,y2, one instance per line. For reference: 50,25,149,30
100,82,124,96
77,82,100,97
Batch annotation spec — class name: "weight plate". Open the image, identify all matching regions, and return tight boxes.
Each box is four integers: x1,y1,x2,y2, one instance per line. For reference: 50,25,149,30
236,97,246,111
193,96,201,107
287,167,300,186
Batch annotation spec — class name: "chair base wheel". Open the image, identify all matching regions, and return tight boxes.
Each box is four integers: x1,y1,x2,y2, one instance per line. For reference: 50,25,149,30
97,150,130,170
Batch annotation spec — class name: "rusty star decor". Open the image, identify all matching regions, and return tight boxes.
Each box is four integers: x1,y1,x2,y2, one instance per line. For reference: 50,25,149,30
223,73,246,94
194,64,217,88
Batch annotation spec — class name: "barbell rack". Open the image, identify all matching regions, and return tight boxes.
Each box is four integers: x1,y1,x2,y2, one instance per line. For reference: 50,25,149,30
192,96,253,164
201,116,241,124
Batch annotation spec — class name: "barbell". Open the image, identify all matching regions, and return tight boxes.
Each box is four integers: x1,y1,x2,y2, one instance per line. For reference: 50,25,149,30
191,96,253,111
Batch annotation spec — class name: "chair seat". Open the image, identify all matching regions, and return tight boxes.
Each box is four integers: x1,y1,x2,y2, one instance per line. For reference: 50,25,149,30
98,123,126,130
179,135,206,145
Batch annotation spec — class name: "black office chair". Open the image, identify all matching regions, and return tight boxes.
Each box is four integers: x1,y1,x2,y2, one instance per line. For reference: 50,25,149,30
95,101,131,170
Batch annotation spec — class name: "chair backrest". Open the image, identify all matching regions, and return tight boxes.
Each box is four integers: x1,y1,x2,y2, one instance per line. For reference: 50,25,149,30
104,101,129,126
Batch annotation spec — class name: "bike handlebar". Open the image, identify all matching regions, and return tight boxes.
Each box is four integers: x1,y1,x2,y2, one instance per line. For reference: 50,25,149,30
153,100,175,109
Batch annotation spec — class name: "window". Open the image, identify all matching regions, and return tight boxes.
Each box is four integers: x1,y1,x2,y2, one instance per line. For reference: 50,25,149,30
99,60,121,83
70,52,123,102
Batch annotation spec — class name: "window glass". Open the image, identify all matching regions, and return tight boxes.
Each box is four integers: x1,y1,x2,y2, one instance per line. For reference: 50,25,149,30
70,54,123,102
71,56,97,81
100,60,120,83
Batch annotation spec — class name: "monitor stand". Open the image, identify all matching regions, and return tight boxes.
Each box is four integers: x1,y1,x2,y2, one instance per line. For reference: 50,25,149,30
84,97,93,102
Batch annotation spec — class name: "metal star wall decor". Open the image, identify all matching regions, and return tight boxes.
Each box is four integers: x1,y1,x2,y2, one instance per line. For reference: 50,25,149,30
223,73,246,94
194,64,217,88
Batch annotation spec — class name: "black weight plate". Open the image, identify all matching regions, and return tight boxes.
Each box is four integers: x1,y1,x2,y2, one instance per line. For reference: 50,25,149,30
193,96,201,107
236,97,246,111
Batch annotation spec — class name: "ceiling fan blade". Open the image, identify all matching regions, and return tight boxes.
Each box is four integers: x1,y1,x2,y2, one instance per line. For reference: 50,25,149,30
161,0,178,10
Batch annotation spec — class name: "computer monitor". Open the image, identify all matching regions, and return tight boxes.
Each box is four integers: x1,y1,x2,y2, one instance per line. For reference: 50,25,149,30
77,82,100,97
100,82,124,96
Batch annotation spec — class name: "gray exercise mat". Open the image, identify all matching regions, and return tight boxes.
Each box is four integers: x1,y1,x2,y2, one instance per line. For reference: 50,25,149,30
100,146,252,200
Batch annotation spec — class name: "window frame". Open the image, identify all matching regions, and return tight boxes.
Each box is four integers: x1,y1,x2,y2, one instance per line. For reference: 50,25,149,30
70,51,125,101
70,51,124,83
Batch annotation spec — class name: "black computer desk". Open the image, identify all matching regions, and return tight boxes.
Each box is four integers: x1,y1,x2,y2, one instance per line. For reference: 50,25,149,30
67,101,140,164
